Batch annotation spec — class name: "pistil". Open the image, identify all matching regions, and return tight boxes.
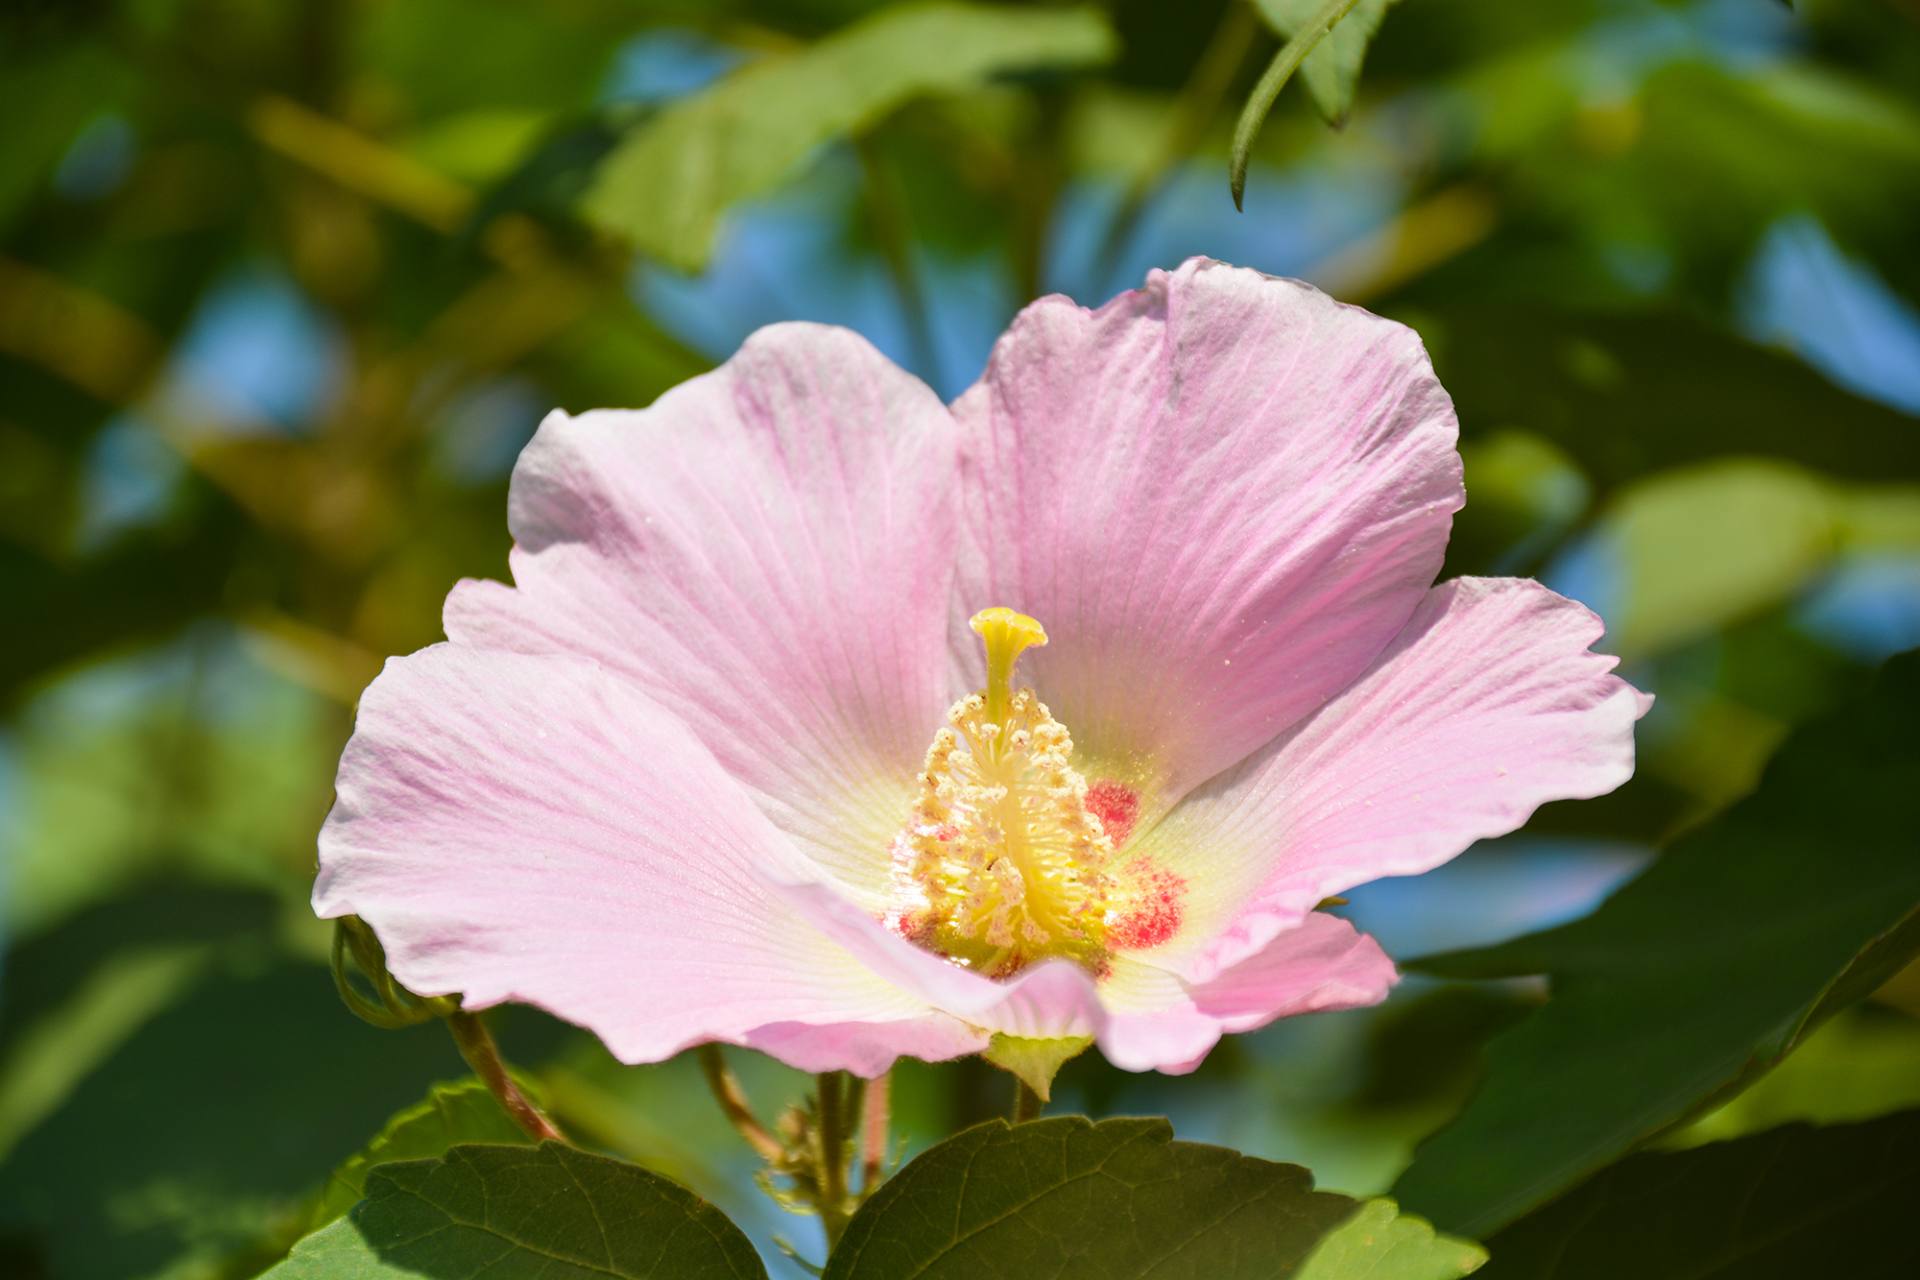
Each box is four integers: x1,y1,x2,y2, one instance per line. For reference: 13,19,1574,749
885,608,1185,978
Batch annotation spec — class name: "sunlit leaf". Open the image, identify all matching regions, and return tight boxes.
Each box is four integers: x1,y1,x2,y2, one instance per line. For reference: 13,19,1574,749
1596,459,1920,657
981,1033,1090,1103
1478,1111,1920,1278
1299,1198,1490,1280
823,1116,1483,1279
1662,1007,1920,1149
265,1143,766,1279
584,2,1116,270
309,1080,531,1229
1253,0,1404,126
1393,651,1920,1237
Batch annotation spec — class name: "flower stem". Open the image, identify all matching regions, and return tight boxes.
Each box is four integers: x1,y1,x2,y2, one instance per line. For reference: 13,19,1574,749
698,1044,785,1162
1012,1079,1043,1123
444,1009,564,1142
815,1072,854,1248
860,1070,890,1193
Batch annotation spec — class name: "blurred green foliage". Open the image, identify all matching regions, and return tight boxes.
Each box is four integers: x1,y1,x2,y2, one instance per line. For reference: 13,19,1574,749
1,0,1918,1276
1398,653,1920,1236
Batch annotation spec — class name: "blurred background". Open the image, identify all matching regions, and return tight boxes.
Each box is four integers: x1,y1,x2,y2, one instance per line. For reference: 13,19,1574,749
3,0,1918,1276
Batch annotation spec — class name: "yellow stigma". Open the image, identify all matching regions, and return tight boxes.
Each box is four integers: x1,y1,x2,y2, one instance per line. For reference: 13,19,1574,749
969,607,1047,725
886,607,1120,978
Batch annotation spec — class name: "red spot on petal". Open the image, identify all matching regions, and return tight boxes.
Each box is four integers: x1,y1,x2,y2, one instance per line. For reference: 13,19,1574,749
1084,779,1140,846
1107,858,1186,951
893,910,935,949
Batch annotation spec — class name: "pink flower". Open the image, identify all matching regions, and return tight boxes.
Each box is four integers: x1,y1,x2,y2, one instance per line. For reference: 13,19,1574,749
315,259,1646,1077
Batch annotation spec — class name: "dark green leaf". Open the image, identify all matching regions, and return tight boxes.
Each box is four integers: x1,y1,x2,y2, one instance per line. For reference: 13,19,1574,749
823,1116,1483,1279
1393,652,1920,1237
1478,1111,1920,1278
1410,305,1920,494
1622,62,1920,295
0,958,493,1280
584,3,1116,270
310,1080,531,1229
352,0,634,122
266,1143,765,1279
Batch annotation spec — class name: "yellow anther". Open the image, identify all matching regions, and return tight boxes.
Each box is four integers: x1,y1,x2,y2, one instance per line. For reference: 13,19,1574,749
970,607,1047,726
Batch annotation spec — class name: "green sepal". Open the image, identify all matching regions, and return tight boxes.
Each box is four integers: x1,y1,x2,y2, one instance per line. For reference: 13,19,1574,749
983,1033,1093,1102
330,915,458,1029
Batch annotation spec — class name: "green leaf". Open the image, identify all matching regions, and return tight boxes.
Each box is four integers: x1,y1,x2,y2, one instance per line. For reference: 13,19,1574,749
1664,1007,1920,1149
352,0,633,121
981,1033,1091,1102
1299,1199,1491,1280
1393,652,1920,1238
822,1116,1483,1279
1231,0,1366,208
1253,0,1404,126
310,1079,532,1229
0,941,212,1162
1412,305,1920,495
1477,1111,1920,1277
265,1143,766,1279
583,3,1116,270
1598,459,1920,657
1626,63,1920,295
0,953,516,1280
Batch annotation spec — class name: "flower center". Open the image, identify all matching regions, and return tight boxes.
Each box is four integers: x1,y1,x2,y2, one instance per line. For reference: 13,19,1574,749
885,607,1185,979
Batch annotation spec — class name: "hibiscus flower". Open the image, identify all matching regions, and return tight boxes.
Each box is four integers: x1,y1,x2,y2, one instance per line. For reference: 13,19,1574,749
315,258,1645,1077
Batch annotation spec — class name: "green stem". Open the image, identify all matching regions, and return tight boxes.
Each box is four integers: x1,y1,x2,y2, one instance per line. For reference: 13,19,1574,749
1229,0,1367,208
1012,1079,1043,1124
698,1044,786,1162
445,1010,564,1143
815,1072,854,1248
860,1070,891,1194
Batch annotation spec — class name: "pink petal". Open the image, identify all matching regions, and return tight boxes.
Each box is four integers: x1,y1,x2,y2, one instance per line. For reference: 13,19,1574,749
1092,915,1395,1073
316,644,973,1074
445,324,956,898
952,258,1461,808
775,881,1188,1067
1146,577,1648,984
742,1018,984,1077
1186,911,1398,1034
779,881,1388,1073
